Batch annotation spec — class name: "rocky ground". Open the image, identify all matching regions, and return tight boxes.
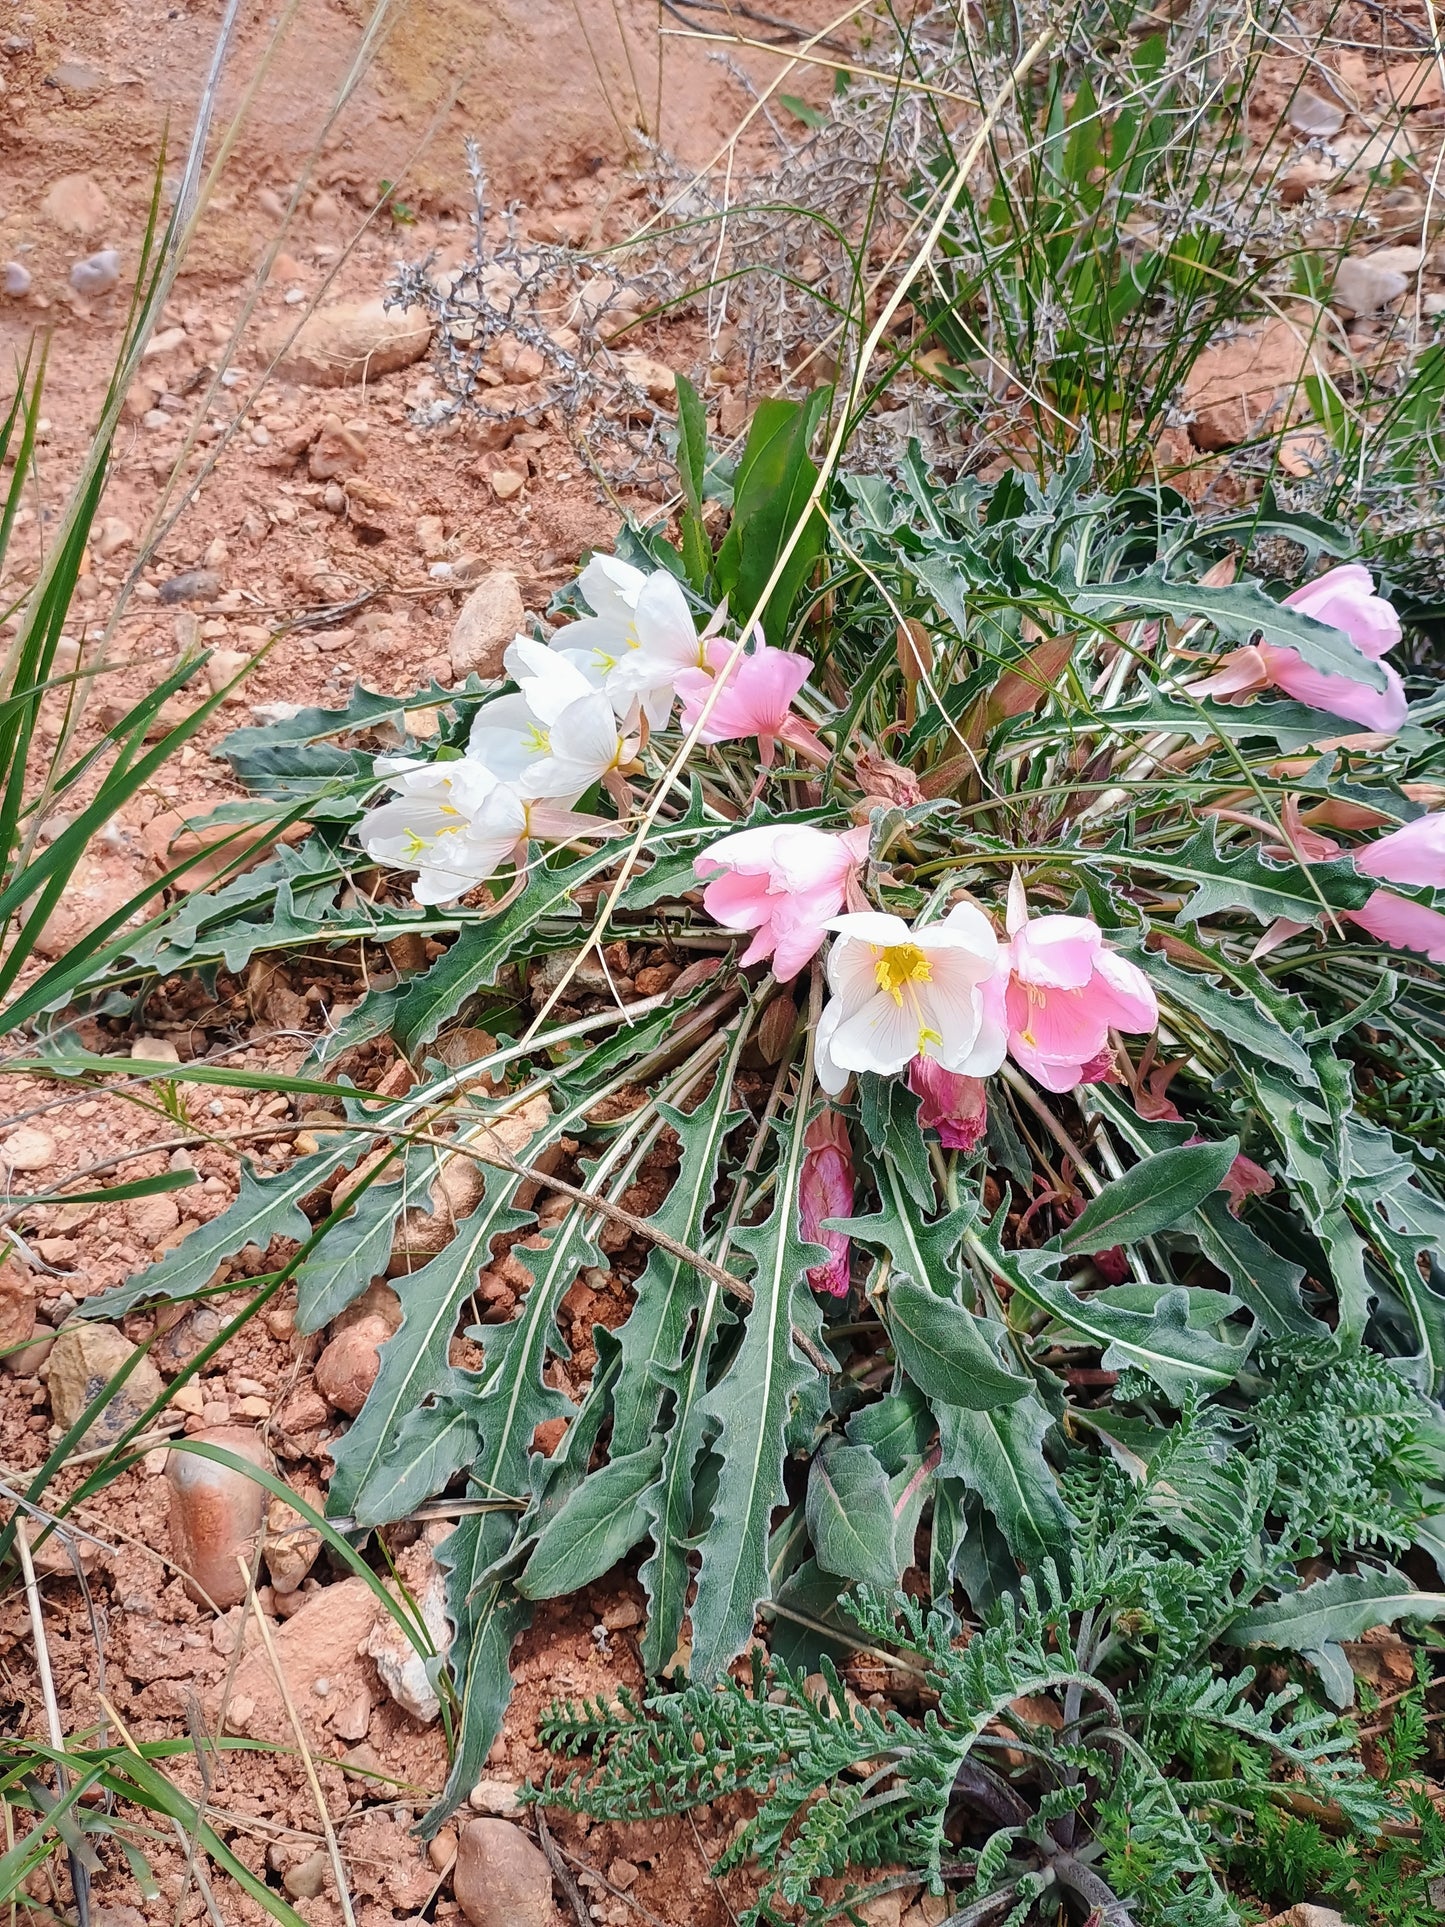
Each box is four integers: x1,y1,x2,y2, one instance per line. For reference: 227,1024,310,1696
2,0,1444,1922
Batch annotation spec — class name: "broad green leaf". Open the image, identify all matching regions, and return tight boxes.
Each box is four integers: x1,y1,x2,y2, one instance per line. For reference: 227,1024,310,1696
806,1440,900,1587
887,1280,1032,1409
688,1097,833,1680
1122,940,1314,1080
1059,1139,1238,1253
1068,565,1390,691
1161,826,1371,927
977,1230,1251,1400
936,1394,1072,1574
845,1382,932,1475
1225,1566,1445,1707
610,1029,750,1458
294,1148,421,1333
518,1441,664,1598
714,393,828,648
838,1156,974,1294
329,1156,537,1521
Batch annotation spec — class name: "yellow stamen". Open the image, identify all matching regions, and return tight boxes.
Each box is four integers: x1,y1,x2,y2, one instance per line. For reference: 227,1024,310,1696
874,943,932,1005
917,1025,943,1053
524,724,551,753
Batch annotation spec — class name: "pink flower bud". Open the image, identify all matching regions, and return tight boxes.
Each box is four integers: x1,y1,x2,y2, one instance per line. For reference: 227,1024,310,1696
799,1109,854,1297
907,1056,988,1152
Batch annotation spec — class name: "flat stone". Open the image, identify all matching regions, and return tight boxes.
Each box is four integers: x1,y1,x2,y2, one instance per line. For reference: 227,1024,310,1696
2,1125,57,1172
468,1780,522,1816
1288,89,1344,137
1332,255,1410,314
263,298,431,388
47,59,106,96
40,173,109,237
46,1322,166,1450
453,1819,553,1927
158,568,221,605
364,1548,449,1723
1183,318,1310,450
448,570,524,678
1364,244,1425,275
0,1257,36,1355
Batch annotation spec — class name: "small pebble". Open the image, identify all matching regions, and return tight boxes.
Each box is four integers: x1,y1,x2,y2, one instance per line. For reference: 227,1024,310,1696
3,261,30,297
69,248,121,296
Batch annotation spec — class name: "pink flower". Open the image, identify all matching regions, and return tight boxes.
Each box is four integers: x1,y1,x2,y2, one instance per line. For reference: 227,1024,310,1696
998,878,1159,1093
1284,563,1402,656
1347,888,1445,961
907,1057,988,1152
1353,814,1445,888
676,636,825,766
1342,812,1445,959
694,822,869,982
1194,563,1407,736
799,1109,854,1297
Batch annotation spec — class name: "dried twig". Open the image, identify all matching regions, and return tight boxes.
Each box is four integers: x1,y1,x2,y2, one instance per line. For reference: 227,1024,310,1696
18,1523,91,1927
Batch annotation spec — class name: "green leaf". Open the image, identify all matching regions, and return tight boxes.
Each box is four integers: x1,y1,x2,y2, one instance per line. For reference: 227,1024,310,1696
388,847,619,1055
886,1281,1032,1409
858,1074,934,1211
687,1097,833,1679
518,1440,664,1599
1225,1566,1445,1707
84,1146,346,1319
1059,1139,1239,1253
1121,938,1314,1080
294,1149,421,1334
1160,825,1371,927
714,393,828,649
610,1034,749,1458
935,1393,1072,1574
1067,565,1390,692
975,1229,1251,1400
839,1156,973,1293
674,372,713,594
806,1440,900,1587
779,92,827,129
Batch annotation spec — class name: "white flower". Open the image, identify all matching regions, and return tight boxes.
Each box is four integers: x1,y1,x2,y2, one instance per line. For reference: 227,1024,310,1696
523,689,641,797
552,555,703,728
814,905,1006,1096
358,756,521,906
359,753,621,906
466,691,553,788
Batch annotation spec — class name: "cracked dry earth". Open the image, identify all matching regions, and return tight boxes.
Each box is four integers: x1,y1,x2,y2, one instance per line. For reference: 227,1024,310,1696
0,0,856,1919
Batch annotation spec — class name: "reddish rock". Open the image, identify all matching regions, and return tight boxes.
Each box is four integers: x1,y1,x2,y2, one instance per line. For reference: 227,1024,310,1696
453,1819,554,1927
166,1425,271,1608
314,1314,390,1416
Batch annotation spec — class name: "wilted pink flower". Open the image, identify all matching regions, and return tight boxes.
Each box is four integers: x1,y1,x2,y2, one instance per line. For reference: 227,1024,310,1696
907,1057,988,1152
1193,563,1407,735
1219,1151,1274,1216
676,636,826,766
998,878,1159,1093
799,1109,854,1297
1347,888,1445,961
1353,814,1445,887
694,823,870,982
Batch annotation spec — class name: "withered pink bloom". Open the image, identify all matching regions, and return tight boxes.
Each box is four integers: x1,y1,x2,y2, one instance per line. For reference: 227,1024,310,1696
799,1109,854,1297
675,635,825,765
907,1057,988,1153
1353,814,1445,888
694,822,870,982
1347,888,1445,961
1192,563,1406,736
1220,1151,1274,1217
999,877,1159,1094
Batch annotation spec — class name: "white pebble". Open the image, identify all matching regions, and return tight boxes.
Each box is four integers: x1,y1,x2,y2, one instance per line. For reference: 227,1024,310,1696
283,287,305,306
3,260,30,297
69,248,121,296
